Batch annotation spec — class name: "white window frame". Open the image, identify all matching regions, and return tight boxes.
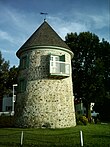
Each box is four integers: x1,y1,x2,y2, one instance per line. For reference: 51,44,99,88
49,55,70,77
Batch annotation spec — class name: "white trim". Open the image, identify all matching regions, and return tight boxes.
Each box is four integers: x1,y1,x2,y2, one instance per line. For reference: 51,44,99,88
50,60,70,76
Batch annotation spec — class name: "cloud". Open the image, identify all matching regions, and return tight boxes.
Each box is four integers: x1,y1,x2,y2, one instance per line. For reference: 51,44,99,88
0,1,109,68
0,3,108,44
48,10,109,42
0,5,40,47
48,15,88,40
74,11,109,30
0,48,15,54
73,12,110,42
0,29,26,47
57,22,88,39
0,30,14,43
0,48,19,67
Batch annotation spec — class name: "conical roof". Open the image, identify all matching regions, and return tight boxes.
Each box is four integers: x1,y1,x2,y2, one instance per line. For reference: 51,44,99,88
17,21,71,57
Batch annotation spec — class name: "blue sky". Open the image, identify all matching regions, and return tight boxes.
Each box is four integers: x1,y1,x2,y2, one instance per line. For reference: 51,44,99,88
0,0,109,67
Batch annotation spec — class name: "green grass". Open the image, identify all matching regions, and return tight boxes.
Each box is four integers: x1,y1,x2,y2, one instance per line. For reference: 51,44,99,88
0,124,110,147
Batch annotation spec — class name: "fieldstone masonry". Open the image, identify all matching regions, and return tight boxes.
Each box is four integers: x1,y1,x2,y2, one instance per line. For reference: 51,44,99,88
15,22,76,128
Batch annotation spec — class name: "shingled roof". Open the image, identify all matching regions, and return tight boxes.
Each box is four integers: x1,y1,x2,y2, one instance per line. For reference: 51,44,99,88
17,21,71,57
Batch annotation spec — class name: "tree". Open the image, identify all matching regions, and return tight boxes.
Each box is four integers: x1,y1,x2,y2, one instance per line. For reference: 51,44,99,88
65,32,110,121
0,51,10,111
7,66,18,93
100,39,110,97
93,39,110,121
0,51,18,111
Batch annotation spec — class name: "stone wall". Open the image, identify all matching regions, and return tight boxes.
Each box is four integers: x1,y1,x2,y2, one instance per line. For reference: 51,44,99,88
15,47,76,128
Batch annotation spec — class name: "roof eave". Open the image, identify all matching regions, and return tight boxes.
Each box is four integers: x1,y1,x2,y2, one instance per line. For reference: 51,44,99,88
16,45,74,58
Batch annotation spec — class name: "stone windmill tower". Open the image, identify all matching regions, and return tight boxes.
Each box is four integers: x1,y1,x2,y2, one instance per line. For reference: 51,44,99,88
15,21,76,128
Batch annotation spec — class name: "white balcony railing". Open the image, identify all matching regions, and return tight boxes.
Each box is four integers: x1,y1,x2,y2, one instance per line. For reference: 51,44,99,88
50,61,70,76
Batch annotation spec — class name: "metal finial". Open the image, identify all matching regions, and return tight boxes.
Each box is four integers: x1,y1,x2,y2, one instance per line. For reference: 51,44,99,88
40,12,48,21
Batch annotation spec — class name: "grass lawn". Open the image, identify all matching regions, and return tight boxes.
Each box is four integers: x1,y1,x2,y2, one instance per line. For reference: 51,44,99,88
0,124,110,147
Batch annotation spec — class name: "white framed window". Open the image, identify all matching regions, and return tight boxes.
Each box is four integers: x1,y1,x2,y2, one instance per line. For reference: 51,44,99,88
49,54,70,77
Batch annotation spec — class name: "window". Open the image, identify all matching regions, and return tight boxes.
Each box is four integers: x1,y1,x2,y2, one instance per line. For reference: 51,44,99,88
6,106,12,111
49,55,70,77
19,79,27,92
60,55,65,62
20,55,29,69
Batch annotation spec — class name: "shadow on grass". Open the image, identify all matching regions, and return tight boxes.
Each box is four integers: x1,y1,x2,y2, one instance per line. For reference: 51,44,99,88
91,134,110,139
0,142,20,147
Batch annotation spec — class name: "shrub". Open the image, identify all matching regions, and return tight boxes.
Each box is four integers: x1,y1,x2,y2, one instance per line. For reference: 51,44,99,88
0,116,14,127
76,114,88,125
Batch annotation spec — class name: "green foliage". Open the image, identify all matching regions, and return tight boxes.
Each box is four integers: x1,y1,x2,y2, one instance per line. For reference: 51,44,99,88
76,114,88,125
0,51,10,97
0,51,10,110
7,66,18,91
65,32,110,121
0,51,18,110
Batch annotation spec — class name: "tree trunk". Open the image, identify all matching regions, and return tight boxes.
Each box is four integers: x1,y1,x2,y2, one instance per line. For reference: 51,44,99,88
86,103,91,123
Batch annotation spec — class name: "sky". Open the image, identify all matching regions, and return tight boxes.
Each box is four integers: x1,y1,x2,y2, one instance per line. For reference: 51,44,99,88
0,0,110,67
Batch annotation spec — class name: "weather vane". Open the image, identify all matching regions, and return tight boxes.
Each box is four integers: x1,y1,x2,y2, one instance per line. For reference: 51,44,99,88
40,12,48,21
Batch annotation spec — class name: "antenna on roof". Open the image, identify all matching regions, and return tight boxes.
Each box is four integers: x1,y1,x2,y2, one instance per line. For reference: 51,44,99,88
40,12,48,21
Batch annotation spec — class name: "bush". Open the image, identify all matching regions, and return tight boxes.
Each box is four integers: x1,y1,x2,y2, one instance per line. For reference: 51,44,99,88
0,116,14,127
76,114,88,125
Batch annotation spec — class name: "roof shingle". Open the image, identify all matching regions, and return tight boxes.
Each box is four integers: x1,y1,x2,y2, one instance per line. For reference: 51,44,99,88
17,21,71,57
